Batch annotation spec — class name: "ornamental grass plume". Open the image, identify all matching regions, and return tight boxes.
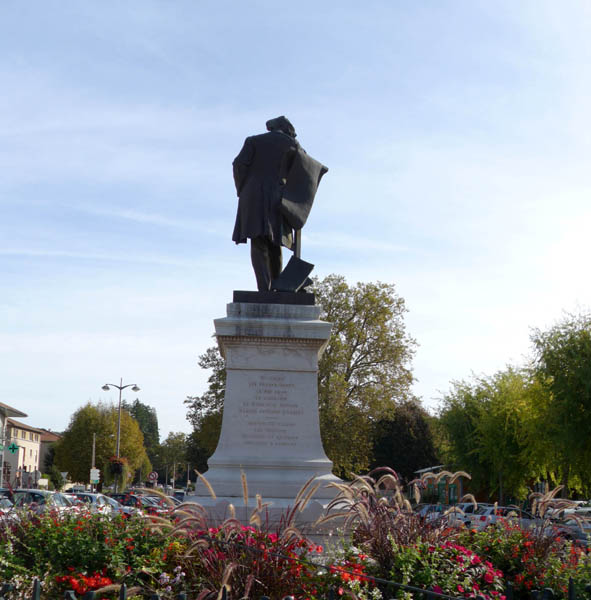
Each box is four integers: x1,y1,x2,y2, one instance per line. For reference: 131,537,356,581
167,475,327,599
317,467,471,575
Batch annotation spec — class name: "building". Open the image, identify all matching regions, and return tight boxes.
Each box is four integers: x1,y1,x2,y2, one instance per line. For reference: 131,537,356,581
5,419,44,487
38,428,62,473
414,465,466,504
0,402,28,487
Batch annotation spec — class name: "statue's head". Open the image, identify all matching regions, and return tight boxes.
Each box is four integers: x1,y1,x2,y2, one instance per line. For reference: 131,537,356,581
266,116,296,138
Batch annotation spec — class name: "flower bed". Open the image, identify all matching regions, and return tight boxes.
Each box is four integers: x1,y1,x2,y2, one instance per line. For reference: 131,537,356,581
2,476,591,599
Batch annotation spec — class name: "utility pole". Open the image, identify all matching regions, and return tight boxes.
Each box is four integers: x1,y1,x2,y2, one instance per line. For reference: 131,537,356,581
91,433,96,492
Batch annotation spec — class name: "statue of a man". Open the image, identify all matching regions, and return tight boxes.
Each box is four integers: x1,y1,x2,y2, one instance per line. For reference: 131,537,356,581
232,116,299,291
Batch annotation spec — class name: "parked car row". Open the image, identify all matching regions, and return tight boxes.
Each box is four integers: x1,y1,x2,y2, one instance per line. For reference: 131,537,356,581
0,488,180,518
413,502,591,547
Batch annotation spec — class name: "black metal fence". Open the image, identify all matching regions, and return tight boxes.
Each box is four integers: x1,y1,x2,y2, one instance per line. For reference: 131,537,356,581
1,576,589,600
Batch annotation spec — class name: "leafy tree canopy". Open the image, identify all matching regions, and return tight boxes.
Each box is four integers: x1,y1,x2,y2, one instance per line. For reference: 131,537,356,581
531,311,591,492
371,400,439,481
121,398,160,462
53,402,149,485
438,367,549,501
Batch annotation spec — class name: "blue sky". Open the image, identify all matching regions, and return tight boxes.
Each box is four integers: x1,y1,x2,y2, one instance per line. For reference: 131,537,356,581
1,1,590,440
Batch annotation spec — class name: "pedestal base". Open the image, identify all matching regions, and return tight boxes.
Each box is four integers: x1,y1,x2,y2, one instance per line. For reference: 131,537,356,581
194,300,341,501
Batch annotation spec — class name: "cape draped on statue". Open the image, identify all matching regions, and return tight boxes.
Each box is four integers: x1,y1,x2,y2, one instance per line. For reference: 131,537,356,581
232,131,328,251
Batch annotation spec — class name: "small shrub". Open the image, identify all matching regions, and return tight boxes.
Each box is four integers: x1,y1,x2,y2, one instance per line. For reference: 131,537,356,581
388,540,505,600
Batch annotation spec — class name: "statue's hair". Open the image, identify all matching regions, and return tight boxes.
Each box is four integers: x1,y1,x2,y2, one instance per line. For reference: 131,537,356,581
266,115,296,138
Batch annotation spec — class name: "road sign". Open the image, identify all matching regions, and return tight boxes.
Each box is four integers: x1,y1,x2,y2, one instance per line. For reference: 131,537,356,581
148,471,158,482
90,468,100,484
7,443,19,454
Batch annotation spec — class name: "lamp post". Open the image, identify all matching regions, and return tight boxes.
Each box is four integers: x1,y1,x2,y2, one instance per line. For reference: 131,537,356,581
101,378,140,492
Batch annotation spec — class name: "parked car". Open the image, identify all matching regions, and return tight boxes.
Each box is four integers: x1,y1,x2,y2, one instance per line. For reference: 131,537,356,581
11,489,74,514
0,497,14,515
446,502,491,527
145,494,181,508
73,492,119,515
467,505,538,531
109,493,169,516
414,503,447,522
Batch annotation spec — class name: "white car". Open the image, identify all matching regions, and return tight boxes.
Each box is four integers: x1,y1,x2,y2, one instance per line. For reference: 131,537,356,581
446,502,492,527
467,505,538,530
11,489,74,514
74,492,137,517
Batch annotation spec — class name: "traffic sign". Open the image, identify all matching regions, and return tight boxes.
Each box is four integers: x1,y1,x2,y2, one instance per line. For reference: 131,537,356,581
148,471,158,482
7,443,19,454
90,468,100,484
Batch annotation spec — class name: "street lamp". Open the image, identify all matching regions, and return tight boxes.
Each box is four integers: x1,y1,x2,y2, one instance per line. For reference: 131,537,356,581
101,378,140,492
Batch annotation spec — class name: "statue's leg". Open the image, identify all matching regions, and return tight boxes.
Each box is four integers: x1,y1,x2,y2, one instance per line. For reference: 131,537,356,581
269,240,283,282
250,237,272,291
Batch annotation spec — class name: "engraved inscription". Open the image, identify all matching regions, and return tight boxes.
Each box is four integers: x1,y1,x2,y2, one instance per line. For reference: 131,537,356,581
238,374,302,447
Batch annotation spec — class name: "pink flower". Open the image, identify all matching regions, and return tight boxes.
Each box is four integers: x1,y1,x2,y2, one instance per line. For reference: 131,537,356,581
471,555,481,565
457,585,465,593
433,586,443,594
484,571,494,584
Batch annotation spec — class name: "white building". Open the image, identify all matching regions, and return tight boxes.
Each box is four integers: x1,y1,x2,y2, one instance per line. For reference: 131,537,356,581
5,418,43,487
0,402,28,488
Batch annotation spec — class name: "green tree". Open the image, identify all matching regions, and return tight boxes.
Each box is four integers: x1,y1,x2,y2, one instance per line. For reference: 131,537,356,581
48,465,64,491
158,432,188,485
185,274,417,478
53,402,150,486
315,275,416,476
531,311,591,493
438,367,547,501
121,399,160,459
371,401,440,481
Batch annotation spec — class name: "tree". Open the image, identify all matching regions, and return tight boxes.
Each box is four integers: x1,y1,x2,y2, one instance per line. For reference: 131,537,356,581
48,465,64,491
314,275,416,476
438,367,548,501
185,347,225,432
185,274,417,478
531,311,591,493
53,402,150,486
158,432,189,486
371,401,440,482
121,399,160,463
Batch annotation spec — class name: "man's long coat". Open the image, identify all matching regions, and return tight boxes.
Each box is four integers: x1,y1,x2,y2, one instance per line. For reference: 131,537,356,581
232,130,298,249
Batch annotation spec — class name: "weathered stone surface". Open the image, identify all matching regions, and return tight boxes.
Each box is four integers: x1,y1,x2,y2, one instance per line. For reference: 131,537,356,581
194,301,340,500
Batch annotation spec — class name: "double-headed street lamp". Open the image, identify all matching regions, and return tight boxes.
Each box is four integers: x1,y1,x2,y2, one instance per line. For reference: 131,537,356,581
101,378,140,461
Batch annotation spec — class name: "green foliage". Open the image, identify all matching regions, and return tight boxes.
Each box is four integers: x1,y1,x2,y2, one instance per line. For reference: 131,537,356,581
156,432,189,484
457,519,591,599
48,465,64,490
531,311,591,492
387,540,504,600
121,399,160,462
438,367,548,500
53,402,149,486
185,274,417,478
314,275,416,476
0,510,172,596
371,401,439,480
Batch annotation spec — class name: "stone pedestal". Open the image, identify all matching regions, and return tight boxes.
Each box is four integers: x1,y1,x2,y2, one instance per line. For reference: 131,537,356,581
194,300,341,501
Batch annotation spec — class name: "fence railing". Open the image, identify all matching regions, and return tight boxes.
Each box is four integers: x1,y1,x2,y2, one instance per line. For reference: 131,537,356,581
3,532,591,600
1,576,589,600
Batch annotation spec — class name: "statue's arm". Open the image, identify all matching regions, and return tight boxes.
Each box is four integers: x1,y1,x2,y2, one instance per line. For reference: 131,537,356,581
232,137,255,195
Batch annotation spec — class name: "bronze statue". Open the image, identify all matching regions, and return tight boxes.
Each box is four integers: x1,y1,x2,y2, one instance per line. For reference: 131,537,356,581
232,116,327,292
